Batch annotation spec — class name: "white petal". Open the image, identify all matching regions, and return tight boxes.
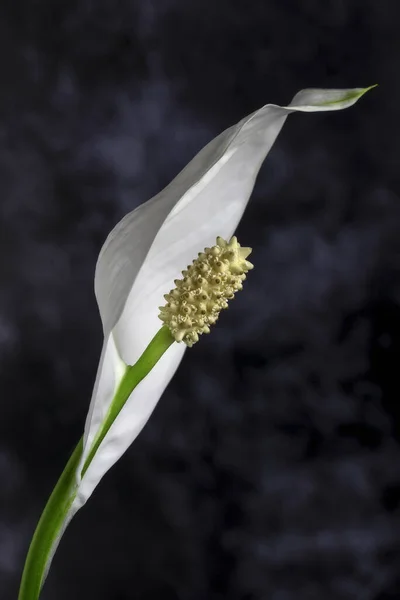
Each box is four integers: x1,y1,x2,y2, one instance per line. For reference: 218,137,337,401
82,88,371,494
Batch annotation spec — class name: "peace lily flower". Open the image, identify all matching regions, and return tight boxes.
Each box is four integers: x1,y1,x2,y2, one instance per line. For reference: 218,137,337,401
18,86,374,600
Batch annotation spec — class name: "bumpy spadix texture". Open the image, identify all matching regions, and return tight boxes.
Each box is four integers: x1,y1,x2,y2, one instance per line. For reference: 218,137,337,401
159,237,253,346
34,87,372,587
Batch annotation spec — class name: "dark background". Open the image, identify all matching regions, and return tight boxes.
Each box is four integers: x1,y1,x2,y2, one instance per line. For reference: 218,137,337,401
1,1,399,599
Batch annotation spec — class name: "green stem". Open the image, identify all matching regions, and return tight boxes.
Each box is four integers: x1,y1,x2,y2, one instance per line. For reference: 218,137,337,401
18,326,175,600
18,439,83,600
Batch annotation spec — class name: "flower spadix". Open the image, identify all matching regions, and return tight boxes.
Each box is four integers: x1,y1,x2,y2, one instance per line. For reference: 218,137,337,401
160,236,253,346
18,86,375,600
87,88,374,500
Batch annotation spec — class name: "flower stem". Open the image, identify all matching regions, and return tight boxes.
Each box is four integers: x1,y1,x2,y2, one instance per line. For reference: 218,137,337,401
18,439,83,600
18,325,175,600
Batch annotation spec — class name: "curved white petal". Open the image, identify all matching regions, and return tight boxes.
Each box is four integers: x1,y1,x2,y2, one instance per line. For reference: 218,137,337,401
80,87,371,498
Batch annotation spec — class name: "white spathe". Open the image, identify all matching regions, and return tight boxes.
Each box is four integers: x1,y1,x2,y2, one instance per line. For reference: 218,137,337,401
75,87,371,506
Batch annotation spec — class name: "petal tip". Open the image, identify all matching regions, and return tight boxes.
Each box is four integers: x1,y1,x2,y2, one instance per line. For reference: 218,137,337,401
288,85,378,112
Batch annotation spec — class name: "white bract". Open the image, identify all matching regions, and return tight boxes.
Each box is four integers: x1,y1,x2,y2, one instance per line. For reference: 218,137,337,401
61,87,373,548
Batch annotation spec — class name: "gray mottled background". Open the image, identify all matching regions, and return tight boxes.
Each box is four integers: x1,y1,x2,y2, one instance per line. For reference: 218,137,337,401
1,1,400,599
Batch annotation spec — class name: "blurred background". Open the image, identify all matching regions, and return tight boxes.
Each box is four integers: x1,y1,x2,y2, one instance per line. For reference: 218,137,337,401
1,1,399,599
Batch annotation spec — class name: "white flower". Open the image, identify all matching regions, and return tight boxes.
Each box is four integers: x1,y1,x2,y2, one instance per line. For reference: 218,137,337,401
22,87,374,595
79,87,372,506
